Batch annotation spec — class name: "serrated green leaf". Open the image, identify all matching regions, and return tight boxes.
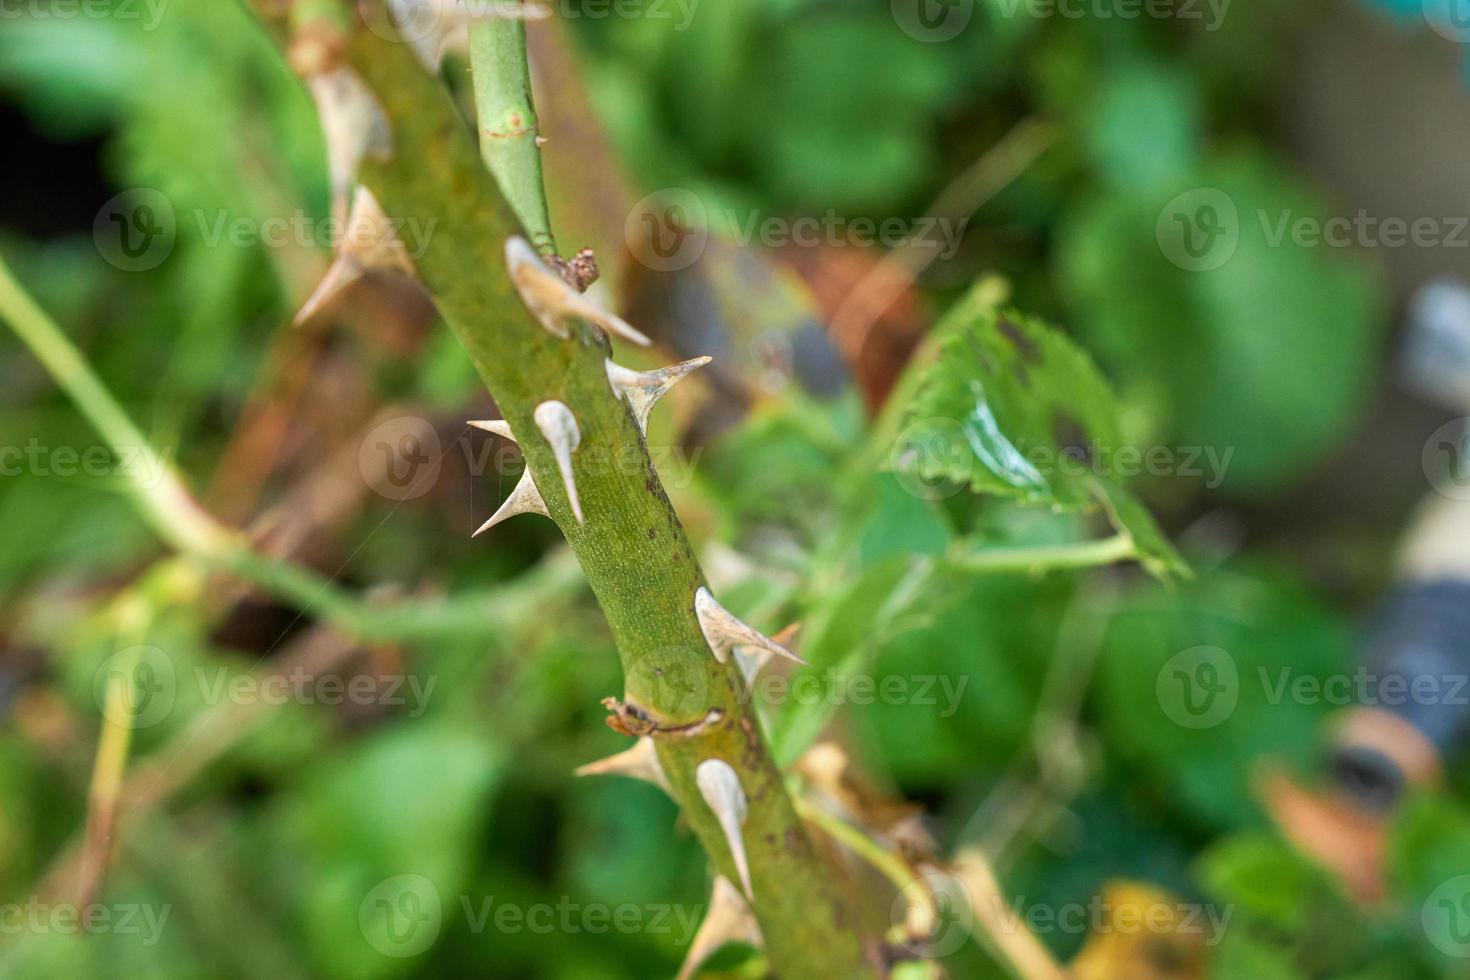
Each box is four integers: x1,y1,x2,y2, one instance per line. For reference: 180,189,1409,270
890,291,1187,580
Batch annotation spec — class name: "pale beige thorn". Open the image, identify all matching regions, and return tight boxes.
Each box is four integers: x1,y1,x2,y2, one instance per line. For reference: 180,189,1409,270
506,236,651,347
341,187,415,276
533,400,584,524
468,419,516,442
472,467,548,537
293,254,361,327
605,355,712,433
693,587,808,668
574,737,670,792
695,760,752,900
294,188,415,326
307,67,391,228
734,648,772,686
675,876,762,980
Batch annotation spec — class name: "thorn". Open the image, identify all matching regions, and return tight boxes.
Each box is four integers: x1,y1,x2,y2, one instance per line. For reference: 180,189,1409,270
534,135,549,147
468,419,516,442
736,620,800,683
574,737,670,792
676,877,762,980
693,587,808,668
695,759,753,900
306,67,391,228
506,236,651,346
293,255,359,327
605,356,712,434
734,648,770,687
533,400,584,524
472,467,548,537
294,188,414,326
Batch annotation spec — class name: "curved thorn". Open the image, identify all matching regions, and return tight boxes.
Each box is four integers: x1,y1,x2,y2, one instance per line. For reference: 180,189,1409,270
507,236,570,339
574,737,670,793
468,419,516,442
605,355,712,433
472,468,548,537
693,587,808,667
294,254,360,327
506,235,651,346
307,67,391,228
676,876,762,980
294,188,414,326
696,760,753,900
533,400,584,524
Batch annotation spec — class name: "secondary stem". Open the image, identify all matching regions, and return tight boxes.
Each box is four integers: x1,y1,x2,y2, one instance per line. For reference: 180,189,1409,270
468,18,555,256
0,254,583,642
944,534,1135,575
0,256,225,557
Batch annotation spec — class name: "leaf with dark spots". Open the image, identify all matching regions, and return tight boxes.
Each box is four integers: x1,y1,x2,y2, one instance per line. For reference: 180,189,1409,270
889,288,1187,580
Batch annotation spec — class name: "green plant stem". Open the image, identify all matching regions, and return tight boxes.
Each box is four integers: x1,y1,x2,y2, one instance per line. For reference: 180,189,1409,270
246,6,878,975
0,254,583,642
468,18,555,255
0,257,225,557
944,533,1134,575
795,797,916,896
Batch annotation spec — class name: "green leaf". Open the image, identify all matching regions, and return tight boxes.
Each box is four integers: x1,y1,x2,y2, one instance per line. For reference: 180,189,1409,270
890,288,1187,580
1058,151,1383,492
1196,832,1346,934
1082,59,1201,198
272,723,501,980
1095,563,1353,830
1387,792,1470,966
1210,930,1307,980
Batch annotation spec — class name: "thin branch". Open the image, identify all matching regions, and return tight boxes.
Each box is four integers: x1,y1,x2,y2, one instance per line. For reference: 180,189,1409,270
469,17,555,255
943,534,1135,576
0,254,584,642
